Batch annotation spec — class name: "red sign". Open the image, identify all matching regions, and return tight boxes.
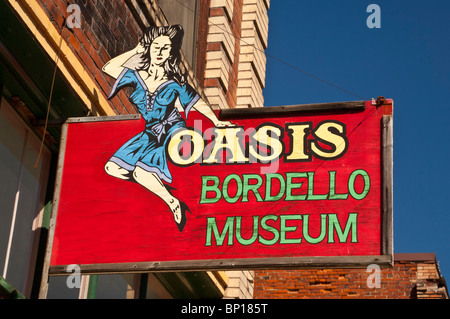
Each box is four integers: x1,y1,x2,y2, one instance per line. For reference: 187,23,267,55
48,100,393,273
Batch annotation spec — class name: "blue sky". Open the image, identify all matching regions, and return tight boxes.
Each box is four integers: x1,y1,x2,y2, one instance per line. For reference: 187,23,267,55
263,1,450,278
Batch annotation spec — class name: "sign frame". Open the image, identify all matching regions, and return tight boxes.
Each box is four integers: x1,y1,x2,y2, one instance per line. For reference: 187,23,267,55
41,99,393,281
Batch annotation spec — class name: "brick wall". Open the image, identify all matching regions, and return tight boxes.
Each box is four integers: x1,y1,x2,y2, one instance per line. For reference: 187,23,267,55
236,0,269,108
36,0,143,116
201,0,242,109
200,0,269,109
223,271,254,299
415,260,448,299
253,253,448,299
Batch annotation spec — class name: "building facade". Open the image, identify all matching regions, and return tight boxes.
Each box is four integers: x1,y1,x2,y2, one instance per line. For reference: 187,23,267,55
254,253,448,299
0,0,269,299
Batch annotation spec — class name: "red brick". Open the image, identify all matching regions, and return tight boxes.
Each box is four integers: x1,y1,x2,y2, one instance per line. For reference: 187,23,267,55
254,259,445,299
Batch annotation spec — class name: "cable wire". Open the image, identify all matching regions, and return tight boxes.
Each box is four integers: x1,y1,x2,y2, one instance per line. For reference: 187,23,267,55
34,23,64,168
174,0,369,100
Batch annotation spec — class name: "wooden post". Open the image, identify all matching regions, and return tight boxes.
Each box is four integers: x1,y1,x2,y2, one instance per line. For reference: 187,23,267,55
382,115,394,259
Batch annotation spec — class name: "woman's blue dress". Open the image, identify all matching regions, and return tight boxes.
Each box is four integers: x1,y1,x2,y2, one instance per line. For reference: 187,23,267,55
107,67,199,183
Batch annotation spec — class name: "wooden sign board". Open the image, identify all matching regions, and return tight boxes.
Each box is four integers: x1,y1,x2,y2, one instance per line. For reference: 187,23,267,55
46,99,393,275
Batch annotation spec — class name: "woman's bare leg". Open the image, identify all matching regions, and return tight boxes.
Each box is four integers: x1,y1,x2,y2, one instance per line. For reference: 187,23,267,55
132,167,181,223
104,161,132,180
105,162,182,224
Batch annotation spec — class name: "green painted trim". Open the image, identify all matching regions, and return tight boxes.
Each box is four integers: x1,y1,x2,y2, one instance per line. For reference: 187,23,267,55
87,275,98,299
0,276,25,299
41,153,59,229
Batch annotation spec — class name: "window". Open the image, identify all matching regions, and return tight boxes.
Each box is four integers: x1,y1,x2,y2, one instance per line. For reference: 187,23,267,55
0,97,51,297
158,0,200,71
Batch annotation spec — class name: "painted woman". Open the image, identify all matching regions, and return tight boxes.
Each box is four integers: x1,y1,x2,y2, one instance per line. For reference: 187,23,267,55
102,25,234,232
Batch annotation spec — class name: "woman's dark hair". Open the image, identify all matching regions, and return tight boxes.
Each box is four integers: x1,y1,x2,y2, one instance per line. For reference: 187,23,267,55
138,25,186,85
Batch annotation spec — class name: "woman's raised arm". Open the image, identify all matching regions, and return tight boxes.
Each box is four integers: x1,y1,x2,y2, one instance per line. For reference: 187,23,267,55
102,43,145,79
